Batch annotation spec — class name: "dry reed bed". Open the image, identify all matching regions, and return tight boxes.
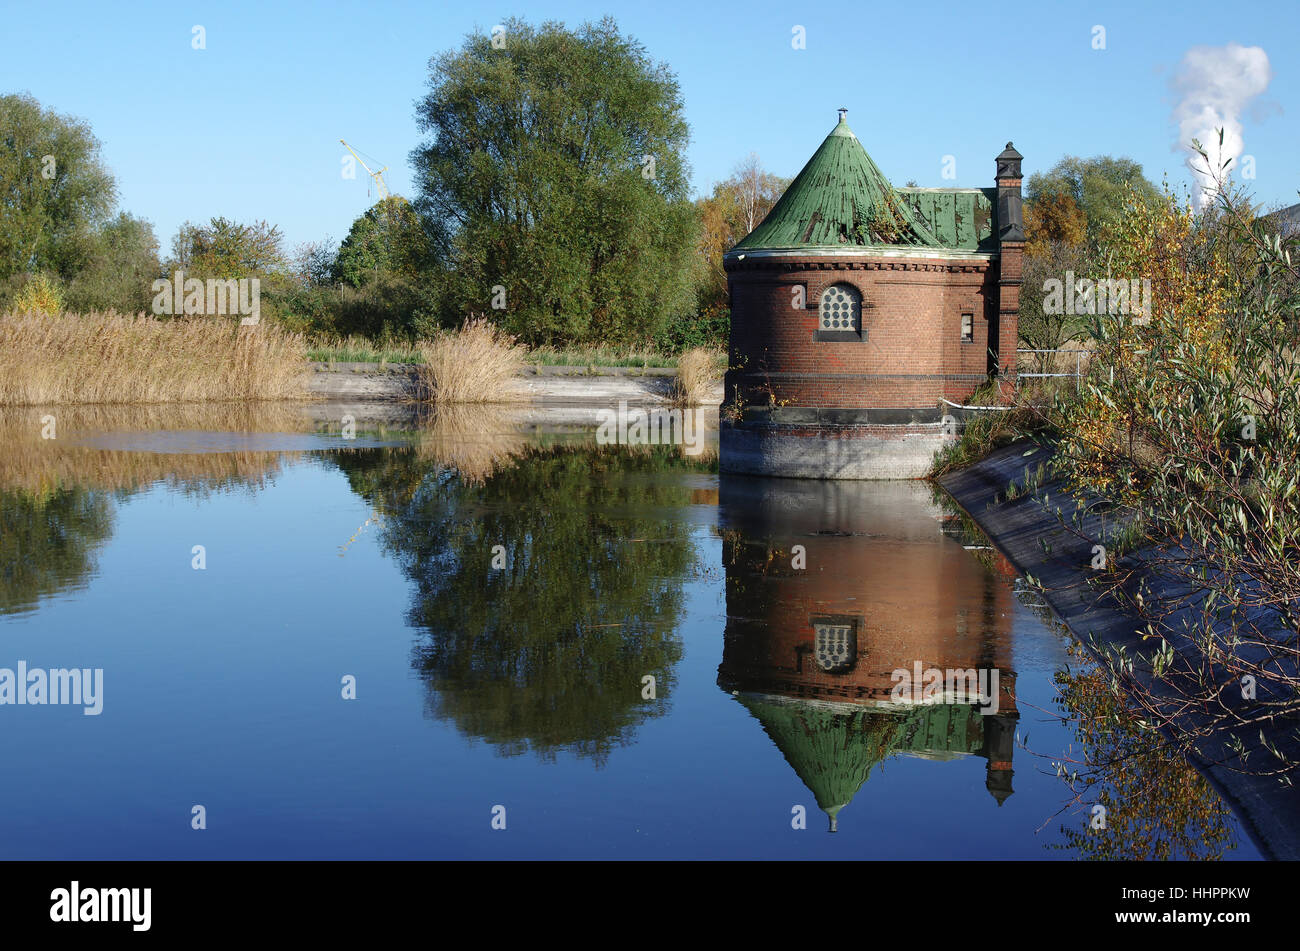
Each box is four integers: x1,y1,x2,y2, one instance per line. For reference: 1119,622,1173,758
669,347,722,406
415,319,529,403
0,311,310,405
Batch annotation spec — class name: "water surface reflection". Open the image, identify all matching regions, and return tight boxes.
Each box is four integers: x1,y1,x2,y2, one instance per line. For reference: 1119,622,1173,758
327,443,713,763
718,476,1020,830
0,405,1267,858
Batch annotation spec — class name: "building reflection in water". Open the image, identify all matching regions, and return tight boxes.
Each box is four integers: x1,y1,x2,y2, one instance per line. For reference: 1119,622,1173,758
717,475,1020,830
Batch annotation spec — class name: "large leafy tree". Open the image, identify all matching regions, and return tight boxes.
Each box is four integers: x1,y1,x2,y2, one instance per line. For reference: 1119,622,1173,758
0,93,116,284
411,17,699,346
168,216,287,278
163,216,299,324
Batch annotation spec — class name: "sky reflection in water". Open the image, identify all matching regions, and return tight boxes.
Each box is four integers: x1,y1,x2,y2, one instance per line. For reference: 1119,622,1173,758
0,412,1262,859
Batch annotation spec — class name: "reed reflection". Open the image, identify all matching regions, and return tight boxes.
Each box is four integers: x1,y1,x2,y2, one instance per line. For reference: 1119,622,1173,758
0,405,300,615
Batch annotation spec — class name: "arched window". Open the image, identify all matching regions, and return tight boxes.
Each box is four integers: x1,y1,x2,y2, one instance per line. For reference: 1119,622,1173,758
818,283,862,333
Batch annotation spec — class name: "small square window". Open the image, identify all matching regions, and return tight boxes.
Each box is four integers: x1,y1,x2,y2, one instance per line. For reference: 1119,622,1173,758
960,313,974,343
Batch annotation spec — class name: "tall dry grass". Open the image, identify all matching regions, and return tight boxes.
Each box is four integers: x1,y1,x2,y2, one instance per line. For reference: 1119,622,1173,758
669,347,722,406
0,311,310,405
415,318,529,403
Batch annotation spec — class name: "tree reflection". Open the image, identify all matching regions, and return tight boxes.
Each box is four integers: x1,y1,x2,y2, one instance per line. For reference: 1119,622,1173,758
0,487,115,616
0,406,297,615
329,443,710,765
1049,640,1238,860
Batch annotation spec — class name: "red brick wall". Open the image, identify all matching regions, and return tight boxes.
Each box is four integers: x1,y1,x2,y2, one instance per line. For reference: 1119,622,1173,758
724,255,1000,409
996,240,1024,399
719,526,1018,713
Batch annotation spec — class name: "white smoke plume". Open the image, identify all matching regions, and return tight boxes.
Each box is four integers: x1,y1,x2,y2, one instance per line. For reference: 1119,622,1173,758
1171,43,1271,209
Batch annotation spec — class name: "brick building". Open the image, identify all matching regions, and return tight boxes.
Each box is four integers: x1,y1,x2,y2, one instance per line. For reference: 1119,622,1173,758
721,110,1023,479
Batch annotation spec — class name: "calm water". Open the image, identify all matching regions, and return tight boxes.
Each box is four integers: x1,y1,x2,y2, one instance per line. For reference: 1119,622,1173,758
0,407,1262,859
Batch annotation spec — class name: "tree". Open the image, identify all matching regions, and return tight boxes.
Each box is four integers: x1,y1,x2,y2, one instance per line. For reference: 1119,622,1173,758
730,153,787,235
1018,242,1091,355
693,156,788,326
411,17,699,346
65,212,161,314
162,216,305,325
0,93,116,285
333,197,434,288
321,198,442,338
1020,190,1089,353
291,237,337,289
1026,156,1160,247
168,217,287,278
1024,190,1087,259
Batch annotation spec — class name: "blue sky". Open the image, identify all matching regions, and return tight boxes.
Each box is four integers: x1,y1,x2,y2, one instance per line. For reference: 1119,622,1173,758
2,0,1295,253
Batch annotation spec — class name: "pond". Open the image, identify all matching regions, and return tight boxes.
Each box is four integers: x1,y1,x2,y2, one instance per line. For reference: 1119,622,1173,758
0,405,1262,859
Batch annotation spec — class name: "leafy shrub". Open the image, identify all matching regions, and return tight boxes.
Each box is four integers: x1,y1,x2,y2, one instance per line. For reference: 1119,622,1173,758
13,274,63,316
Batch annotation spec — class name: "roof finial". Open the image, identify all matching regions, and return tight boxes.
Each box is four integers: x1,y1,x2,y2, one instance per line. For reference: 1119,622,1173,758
837,107,848,123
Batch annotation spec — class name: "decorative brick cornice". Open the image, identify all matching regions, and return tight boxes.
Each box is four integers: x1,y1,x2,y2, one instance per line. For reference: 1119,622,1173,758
725,257,993,275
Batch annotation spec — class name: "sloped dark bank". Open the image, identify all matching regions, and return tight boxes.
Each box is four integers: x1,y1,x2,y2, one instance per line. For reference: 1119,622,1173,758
939,440,1300,860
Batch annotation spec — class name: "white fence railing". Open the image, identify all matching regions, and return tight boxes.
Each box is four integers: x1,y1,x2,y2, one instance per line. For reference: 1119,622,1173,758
1016,349,1091,391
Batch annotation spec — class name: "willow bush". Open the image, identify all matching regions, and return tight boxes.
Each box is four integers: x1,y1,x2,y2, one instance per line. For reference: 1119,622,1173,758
1049,152,1300,779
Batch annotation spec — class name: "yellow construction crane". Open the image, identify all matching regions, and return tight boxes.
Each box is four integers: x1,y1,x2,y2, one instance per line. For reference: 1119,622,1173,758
339,139,389,200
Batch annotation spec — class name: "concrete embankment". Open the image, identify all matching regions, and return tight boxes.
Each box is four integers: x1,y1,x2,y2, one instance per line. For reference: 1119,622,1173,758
939,440,1300,860
302,361,723,435
306,362,723,405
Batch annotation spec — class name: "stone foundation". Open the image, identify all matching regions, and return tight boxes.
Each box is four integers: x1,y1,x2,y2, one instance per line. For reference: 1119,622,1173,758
719,411,949,480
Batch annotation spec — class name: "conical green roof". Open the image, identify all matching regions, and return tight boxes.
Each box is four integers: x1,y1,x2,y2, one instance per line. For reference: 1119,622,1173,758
737,697,905,825
732,113,942,252
737,696,988,829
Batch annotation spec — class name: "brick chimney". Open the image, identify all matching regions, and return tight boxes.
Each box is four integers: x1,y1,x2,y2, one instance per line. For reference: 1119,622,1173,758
993,143,1024,393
